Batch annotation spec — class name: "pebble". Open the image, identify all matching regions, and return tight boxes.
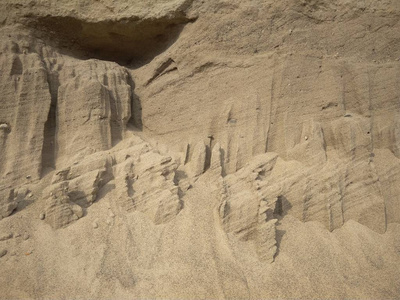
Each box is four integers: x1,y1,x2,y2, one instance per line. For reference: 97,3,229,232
0,233,13,241
26,175,31,179
304,136,309,141
39,213,45,220
0,249,7,258
93,222,98,229
23,233,30,240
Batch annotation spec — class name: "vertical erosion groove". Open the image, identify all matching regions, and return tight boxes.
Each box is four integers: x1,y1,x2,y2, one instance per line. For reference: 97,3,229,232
126,72,143,130
109,92,123,146
41,69,59,176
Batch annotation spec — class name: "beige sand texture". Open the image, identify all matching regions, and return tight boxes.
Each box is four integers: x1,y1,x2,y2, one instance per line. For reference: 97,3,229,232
0,0,400,299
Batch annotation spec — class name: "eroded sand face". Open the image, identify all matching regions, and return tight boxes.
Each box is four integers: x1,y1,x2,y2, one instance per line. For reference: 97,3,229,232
0,0,400,299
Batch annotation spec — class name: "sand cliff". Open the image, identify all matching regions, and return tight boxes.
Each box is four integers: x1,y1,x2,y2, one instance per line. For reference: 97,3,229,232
0,0,400,299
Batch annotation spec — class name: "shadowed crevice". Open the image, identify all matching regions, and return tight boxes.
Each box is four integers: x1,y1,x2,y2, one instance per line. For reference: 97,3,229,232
273,195,292,260
41,69,59,177
25,14,196,67
126,72,143,130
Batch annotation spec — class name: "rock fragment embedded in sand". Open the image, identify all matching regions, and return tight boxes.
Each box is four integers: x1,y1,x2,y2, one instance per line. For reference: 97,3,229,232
39,213,45,220
23,233,30,240
0,249,7,258
0,233,13,241
0,189,18,219
93,222,98,229
71,204,83,218
0,123,9,130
